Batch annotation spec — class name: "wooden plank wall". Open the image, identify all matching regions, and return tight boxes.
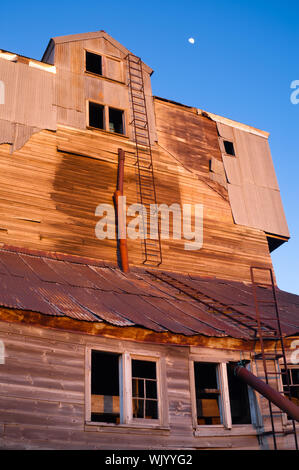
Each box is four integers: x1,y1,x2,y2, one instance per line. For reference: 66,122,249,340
0,115,274,282
0,320,269,450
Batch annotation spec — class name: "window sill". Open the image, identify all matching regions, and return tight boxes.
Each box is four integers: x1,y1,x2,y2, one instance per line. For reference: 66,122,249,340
85,421,170,434
194,424,257,437
86,126,129,139
84,71,126,86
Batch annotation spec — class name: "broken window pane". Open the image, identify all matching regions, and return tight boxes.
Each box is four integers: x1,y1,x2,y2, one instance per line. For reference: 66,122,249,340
132,359,158,420
86,51,102,76
194,362,222,425
223,140,235,156
89,102,104,129
91,350,120,424
227,362,251,424
109,107,124,134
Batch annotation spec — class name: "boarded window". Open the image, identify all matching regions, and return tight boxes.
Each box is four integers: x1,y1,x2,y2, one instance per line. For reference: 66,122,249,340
194,362,222,425
109,107,124,134
106,57,122,82
132,359,158,420
89,102,104,129
227,362,251,424
86,51,102,76
91,350,121,424
223,140,235,156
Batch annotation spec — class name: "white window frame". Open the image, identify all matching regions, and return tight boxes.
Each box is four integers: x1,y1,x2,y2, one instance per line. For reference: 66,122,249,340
85,347,168,429
190,361,232,430
189,353,257,436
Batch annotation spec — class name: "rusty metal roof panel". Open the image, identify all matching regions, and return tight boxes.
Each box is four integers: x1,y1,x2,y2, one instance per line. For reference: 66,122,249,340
0,252,39,280
20,255,67,284
97,292,167,333
36,285,99,322
86,266,124,292
43,258,98,288
0,248,298,338
144,296,227,337
69,287,133,327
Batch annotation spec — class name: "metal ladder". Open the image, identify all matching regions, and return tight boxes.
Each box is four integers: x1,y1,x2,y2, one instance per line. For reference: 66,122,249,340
250,266,298,450
126,53,162,266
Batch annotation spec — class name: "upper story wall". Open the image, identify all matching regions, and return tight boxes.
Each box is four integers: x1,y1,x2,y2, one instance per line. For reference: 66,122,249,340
43,31,157,144
0,32,290,281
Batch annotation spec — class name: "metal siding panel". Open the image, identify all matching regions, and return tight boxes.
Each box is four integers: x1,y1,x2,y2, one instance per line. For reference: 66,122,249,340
0,119,14,144
217,122,234,140
0,249,298,336
219,122,289,237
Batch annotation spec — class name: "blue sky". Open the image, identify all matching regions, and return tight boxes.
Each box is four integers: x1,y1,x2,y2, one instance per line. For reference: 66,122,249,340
0,0,298,294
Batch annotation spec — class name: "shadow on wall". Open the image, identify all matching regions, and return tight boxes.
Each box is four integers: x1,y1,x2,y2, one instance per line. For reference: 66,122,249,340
50,150,118,261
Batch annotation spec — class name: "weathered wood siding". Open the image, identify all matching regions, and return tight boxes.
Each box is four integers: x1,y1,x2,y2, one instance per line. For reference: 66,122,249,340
0,320,272,450
53,36,157,144
0,111,274,282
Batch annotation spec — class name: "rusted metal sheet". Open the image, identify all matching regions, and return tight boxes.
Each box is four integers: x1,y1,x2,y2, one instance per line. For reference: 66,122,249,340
0,119,14,145
217,122,289,238
0,247,298,338
0,58,56,151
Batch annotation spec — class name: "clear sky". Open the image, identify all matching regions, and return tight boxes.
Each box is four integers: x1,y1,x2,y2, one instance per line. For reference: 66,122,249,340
0,0,298,294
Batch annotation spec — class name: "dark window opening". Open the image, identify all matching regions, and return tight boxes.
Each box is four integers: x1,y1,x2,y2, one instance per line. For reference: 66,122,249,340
89,102,104,130
223,140,235,156
194,362,221,425
91,350,120,424
132,359,158,420
227,362,251,424
86,51,102,76
282,367,299,418
109,107,124,134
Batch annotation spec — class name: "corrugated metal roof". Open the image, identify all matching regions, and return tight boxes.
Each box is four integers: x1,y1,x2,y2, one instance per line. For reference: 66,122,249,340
0,246,298,339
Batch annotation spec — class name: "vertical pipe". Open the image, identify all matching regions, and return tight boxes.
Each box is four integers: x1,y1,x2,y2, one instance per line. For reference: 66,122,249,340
114,148,129,273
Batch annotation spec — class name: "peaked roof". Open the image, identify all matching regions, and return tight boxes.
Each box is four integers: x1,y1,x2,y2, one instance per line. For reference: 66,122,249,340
0,246,298,340
42,30,153,74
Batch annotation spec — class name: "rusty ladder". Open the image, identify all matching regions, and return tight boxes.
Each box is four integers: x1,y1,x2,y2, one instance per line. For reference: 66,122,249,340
126,53,162,266
250,266,298,450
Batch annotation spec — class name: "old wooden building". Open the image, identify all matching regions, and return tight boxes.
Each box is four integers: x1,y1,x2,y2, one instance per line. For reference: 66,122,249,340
0,30,298,450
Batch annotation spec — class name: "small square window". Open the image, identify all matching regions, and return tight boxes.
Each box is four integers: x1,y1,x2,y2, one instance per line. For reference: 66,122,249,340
109,107,124,135
223,140,235,156
89,102,104,129
86,51,102,76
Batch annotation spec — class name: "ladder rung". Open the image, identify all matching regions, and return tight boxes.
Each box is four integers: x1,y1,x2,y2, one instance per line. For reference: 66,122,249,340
132,94,145,101
129,80,143,87
129,68,142,74
133,110,147,116
128,57,141,64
